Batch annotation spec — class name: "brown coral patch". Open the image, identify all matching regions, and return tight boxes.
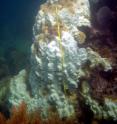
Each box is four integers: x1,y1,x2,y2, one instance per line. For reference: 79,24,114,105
58,0,77,14
74,31,86,44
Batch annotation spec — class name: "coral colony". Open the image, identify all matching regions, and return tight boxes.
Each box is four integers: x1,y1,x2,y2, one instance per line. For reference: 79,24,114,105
0,0,116,123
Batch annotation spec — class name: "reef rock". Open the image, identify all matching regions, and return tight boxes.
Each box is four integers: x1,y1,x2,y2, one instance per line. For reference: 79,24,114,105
0,0,113,119
81,81,117,121
29,0,91,117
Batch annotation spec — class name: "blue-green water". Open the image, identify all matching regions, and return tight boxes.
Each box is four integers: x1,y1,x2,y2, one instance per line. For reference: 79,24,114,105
0,0,46,76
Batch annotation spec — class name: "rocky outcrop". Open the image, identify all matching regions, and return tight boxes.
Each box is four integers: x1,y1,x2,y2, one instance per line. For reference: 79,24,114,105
0,0,114,119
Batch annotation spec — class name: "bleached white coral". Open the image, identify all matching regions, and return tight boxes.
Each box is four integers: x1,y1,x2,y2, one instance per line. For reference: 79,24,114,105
28,0,92,118
47,0,59,4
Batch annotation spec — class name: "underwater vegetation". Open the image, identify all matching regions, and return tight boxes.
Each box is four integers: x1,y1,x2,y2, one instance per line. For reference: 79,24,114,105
0,102,77,124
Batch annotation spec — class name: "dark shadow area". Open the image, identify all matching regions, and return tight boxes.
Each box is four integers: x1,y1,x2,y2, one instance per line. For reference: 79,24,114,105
78,0,117,124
